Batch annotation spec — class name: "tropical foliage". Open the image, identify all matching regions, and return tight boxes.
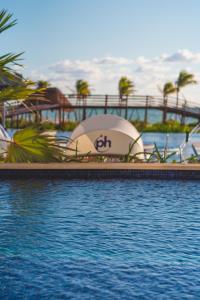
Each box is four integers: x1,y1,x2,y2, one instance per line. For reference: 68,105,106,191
158,82,177,123
122,134,144,162
75,79,90,105
0,80,42,102
0,9,17,33
175,70,197,108
0,10,23,80
118,76,134,103
0,9,72,163
161,82,177,99
0,10,41,103
0,127,73,163
147,143,176,163
37,80,50,89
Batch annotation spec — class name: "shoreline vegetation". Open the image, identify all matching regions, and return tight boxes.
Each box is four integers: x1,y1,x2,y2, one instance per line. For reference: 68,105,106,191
4,119,197,133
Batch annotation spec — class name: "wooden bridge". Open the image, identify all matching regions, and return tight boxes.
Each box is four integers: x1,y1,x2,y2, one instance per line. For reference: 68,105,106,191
4,94,200,126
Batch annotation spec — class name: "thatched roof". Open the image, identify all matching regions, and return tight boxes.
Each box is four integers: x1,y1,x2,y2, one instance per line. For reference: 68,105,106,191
25,87,72,107
45,87,71,105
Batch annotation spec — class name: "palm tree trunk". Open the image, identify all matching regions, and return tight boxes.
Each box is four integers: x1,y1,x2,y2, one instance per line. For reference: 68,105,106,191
175,88,179,121
125,96,128,119
176,89,179,108
162,96,167,124
119,94,122,106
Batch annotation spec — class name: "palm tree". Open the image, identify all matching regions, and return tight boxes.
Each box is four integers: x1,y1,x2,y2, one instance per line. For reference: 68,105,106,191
0,10,68,163
0,80,44,102
0,9,17,34
159,82,176,123
37,80,50,89
0,10,44,127
0,10,44,101
175,71,197,108
2,128,62,162
75,80,90,105
118,76,134,105
162,82,177,99
0,127,77,163
0,10,22,80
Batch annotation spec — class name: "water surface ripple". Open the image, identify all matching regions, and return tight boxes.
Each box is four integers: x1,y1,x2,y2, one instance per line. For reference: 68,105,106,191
0,179,200,299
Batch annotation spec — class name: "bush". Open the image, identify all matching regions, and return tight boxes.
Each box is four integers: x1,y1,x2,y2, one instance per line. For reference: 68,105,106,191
40,121,56,131
131,120,193,133
56,121,79,131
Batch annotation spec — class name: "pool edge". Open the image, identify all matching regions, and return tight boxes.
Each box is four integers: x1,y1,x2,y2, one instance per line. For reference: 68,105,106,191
0,163,199,179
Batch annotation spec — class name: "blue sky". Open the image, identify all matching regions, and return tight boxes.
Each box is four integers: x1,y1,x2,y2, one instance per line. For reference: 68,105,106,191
1,0,200,98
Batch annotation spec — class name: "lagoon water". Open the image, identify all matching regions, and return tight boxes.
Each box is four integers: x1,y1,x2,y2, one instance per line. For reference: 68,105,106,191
0,178,200,299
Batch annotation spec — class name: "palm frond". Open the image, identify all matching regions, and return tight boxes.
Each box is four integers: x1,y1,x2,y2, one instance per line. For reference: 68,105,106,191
163,82,177,97
76,80,90,97
119,76,135,97
0,9,17,34
148,143,176,163
0,52,23,79
0,10,23,79
177,70,197,88
4,128,65,163
0,80,45,103
123,133,143,162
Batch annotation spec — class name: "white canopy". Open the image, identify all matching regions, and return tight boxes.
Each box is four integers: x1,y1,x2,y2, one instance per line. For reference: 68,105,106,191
68,114,144,157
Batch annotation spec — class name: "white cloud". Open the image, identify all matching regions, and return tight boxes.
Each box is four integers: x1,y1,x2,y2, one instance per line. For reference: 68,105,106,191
49,59,102,81
93,56,133,65
26,51,200,101
164,49,200,63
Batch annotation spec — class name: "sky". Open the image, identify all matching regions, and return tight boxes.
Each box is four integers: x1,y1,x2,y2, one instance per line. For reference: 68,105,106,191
1,0,200,100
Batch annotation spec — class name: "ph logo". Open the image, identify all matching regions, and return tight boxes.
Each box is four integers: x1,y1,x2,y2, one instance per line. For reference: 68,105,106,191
94,135,112,152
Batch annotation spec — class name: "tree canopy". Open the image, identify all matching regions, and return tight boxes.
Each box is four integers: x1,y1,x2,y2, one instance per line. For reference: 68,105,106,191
76,80,90,98
118,76,134,99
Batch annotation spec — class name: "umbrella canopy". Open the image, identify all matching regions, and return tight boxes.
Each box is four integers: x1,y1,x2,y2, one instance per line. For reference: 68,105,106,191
67,114,144,158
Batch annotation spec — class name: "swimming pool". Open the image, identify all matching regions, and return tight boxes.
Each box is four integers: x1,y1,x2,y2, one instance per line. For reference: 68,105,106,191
0,179,199,299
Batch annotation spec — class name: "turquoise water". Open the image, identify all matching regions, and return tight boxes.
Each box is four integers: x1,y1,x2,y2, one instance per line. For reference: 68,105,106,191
41,108,197,124
0,179,200,299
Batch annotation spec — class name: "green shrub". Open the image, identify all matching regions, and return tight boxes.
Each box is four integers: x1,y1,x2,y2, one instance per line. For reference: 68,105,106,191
56,121,79,131
131,120,194,133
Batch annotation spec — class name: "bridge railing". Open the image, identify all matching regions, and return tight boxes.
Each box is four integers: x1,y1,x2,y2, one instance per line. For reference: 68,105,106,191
67,94,200,110
3,94,200,117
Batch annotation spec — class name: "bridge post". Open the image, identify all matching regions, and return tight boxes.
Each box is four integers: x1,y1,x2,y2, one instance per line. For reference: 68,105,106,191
144,96,149,124
54,110,57,124
104,95,108,114
181,100,186,125
82,107,86,120
82,98,86,120
62,107,65,124
58,107,62,126
125,96,128,119
162,97,167,124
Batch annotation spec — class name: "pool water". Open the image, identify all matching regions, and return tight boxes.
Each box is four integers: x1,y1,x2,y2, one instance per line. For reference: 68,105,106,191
0,179,200,299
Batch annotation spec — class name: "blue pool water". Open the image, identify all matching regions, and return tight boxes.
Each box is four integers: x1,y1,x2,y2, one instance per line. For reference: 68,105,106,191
0,179,200,299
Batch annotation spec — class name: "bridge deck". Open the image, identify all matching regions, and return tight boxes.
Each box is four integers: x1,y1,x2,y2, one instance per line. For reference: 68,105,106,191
3,94,200,122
